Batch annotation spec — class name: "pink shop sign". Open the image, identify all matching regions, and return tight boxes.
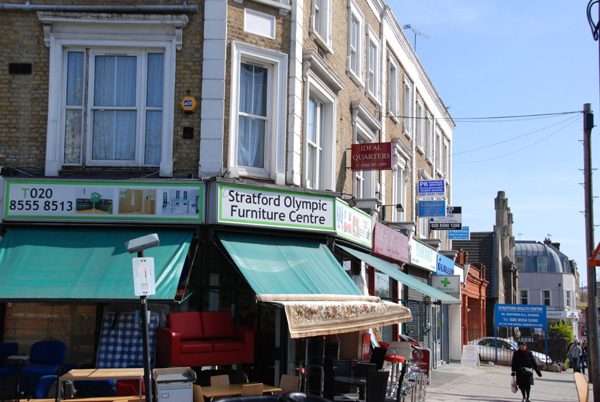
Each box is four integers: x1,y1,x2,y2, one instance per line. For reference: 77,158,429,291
372,222,409,264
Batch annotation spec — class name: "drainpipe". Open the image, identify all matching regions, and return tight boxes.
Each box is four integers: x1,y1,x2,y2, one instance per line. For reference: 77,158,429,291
0,3,198,12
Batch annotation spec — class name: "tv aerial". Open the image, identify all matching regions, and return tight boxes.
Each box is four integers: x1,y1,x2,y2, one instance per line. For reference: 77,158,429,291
403,24,430,51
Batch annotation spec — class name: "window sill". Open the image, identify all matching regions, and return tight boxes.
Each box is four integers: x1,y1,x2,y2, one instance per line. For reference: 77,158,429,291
309,30,333,55
234,0,291,15
416,146,424,156
347,69,364,90
389,114,400,125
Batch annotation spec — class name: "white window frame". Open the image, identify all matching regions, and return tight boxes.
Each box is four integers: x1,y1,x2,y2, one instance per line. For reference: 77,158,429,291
392,142,410,222
303,71,336,191
516,256,525,272
541,289,551,306
537,256,548,272
434,128,442,174
426,112,434,164
365,25,380,104
310,0,332,53
443,137,450,178
347,0,364,87
351,102,379,198
387,53,400,123
520,289,529,305
415,96,424,153
40,13,186,177
402,77,413,138
566,290,573,308
228,42,288,183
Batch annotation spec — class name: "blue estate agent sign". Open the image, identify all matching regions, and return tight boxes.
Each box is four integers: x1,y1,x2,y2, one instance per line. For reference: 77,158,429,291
418,200,446,218
494,304,547,329
418,180,445,197
449,226,470,240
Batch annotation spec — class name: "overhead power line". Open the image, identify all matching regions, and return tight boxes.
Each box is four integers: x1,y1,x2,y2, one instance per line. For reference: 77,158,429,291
389,110,582,122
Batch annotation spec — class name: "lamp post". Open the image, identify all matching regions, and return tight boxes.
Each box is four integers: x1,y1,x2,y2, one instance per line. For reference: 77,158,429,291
125,233,160,402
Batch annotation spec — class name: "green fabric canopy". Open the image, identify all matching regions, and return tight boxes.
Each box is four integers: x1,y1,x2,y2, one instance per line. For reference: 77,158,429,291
218,232,363,296
0,227,193,301
337,245,461,304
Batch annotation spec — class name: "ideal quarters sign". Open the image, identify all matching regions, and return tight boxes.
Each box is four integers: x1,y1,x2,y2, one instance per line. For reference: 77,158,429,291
351,142,393,171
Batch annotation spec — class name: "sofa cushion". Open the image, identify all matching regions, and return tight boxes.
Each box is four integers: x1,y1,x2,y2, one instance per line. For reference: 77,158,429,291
181,340,213,354
208,339,245,352
168,312,204,340
201,311,235,339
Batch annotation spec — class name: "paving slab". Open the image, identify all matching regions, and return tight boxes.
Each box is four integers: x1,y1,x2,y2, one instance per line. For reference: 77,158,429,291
425,362,587,401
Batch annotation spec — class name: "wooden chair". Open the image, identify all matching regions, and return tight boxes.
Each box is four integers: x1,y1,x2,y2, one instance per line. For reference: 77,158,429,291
241,383,264,396
574,372,589,402
193,384,204,402
210,374,230,386
279,374,300,396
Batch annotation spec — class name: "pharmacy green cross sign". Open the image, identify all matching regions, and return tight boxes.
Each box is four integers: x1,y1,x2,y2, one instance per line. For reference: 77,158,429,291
441,277,451,287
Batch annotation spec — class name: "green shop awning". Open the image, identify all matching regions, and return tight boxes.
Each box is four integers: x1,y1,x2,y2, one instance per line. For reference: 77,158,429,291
218,232,412,338
337,245,461,304
0,227,193,301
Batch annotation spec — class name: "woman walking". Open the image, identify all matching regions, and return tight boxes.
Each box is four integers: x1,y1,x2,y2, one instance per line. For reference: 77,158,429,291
511,341,542,402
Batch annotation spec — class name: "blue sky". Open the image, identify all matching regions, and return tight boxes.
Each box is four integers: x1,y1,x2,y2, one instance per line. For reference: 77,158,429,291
387,1,600,286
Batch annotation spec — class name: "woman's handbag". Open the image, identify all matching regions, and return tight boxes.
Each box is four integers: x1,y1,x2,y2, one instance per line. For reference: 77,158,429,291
511,376,518,393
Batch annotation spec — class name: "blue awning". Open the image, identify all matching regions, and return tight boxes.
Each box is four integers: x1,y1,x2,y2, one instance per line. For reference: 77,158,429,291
0,227,193,301
218,232,412,338
337,245,461,304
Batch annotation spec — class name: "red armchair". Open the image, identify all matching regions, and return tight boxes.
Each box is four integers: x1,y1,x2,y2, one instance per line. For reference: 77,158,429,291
156,311,254,367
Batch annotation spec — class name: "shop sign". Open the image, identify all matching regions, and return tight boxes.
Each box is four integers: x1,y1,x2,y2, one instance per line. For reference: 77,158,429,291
335,199,373,248
418,200,446,218
495,304,547,329
449,226,470,240
417,180,445,198
216,183,335,232
429,206,462,230
409,239,437,272
350,142,393,171
432,275,460,294
436,254,455,275
372,222,409,263
3,178,203,223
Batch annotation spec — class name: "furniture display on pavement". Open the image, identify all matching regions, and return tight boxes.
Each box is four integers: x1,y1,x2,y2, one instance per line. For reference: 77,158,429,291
156,311,254,367
201,382,281,399
21,340,66,398
57,368,144,402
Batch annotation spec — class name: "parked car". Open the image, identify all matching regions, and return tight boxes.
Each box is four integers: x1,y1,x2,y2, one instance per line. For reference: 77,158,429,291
469,337,552,365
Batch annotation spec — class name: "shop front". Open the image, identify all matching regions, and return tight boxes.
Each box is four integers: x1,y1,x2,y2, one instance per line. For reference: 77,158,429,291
0,177,203,367
200,179,412,384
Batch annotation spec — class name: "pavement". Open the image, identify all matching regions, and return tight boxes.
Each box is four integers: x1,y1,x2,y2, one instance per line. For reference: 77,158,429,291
424,362,588,401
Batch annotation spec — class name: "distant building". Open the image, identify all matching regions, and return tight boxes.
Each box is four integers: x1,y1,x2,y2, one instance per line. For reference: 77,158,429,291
452,191,518,336
515,239,582,338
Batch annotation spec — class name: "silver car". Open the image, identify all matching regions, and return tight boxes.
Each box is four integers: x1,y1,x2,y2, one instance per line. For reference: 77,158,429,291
469,337,553,365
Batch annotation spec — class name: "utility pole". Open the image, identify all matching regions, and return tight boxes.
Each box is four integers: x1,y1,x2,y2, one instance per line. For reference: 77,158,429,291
583,102,599,401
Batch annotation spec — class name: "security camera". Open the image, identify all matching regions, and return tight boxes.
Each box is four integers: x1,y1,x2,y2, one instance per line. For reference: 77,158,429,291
125,233,160,254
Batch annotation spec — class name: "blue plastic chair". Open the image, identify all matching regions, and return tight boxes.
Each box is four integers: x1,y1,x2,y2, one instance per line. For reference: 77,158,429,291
0,343,18,401
21,340,66,397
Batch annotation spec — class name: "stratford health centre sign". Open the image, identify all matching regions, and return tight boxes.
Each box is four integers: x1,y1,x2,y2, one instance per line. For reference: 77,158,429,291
494,304,547,329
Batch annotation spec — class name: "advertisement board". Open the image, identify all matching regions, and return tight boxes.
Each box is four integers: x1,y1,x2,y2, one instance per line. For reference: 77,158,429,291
418,180,445,197
350,142,393,171
3,179,203,223
216,183,336,232
418,200,446,218
429,206,462,230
